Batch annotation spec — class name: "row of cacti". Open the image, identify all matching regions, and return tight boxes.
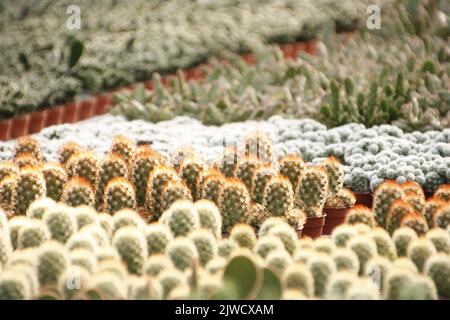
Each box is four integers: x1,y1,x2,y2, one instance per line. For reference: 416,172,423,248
1,196,449,300
0,135,356,233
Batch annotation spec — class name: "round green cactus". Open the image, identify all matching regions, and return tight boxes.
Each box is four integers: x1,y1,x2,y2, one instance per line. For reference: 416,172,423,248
434,184,450,202
110,135,136,168
315,237,336,255
364,256,392,294
345,279,380,300
230,224,256,250
66,232,99,254
103,177,137,214
217,238,239,258
70,249,97,274
262,176,294,217
132,145,162,207
161,180,192,212
0,175,16,213
268,224,298,255
278,155,305,191
89,272,127,299
13,166,46,215
111,208,145,235
145,223,173,256
66,150,99,190
188,229,217,267
195,200,222,239
0,270,31,300
43,204,76,243
385,267,415,300
408,238,437,272
157,269,187,299
345,205,376,227
332,248,359,274
17,219,49,249
425,253,450,298
373,181,405,227
254,235,285,259
218,178,250,233
258,216,287,238
426,228,450,253
14,136,42,162
398,275,438,300
41,162,67,201
400,213,429,237
296,166,328,218
392,227,418,257
179,155,205,201
206,257,227,275
113,226,147,275
282,263,314,297
423,197,446,228
62,177,95,207
348,235,378,275
202,169,226,205
97,153,130,209
307,253,336,298
165,237,199,271
370,227,398,260
37,241,69,286
247,203,271,231
434,204,450,229
251,165,277,205
160,200,199,237
146,165,180,218
144,254,174,277
265,249,292,276
331,224,357,248
26,197,56,220
7,216,28,250
236,156,261,191
58,141,84,167
72,206,98,230
293,248,316,265
325,271,358,300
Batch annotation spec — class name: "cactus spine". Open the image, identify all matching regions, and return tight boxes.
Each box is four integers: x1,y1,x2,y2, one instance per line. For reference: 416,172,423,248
202,169,226,205
373,181,405,227
132,146,162,207
161,180,192,212
218,178,250,233
251,165,277,204
62,177,95,207
41,162,67,201
13,166,46,215
14,136,42,162
113,226,147,275
160,200,199,237
262,176,294,217
146,165,179,219
103,177,137,214
236,156,261,191
296,166,328,217
179,155,205,201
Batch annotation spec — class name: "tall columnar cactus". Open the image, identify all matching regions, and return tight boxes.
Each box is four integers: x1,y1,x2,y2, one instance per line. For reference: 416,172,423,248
37,241,69,286
434,204,450,229
58,141,84,167
344,205,376,227
307,253,336,298
426,228,450,254
14,136,43,162
62,177,95,207
215,146,239,178
278,155,305,191
188,229,217,267
103,177,137,214
97,153,129,208
218,178,250,233
43,204,76,243
332,248,360,274
41,162,67,201
434,184,450,202
17,219,49,249
386,200,415,235
254,235,285,259
251,165,277,204
132,145,162,207
243,131,273,163
407,238,437,272
66,151,99,190
348,235,378,275
194,200,222,239
161,180,192,212
13,166,46,215
202,169,226,205
144,223,173,256
0,175,16,212
179,155,205,201
146,165,179,218
296,166,328,217
373,181,405,227
370,228,398,261
13,153,39,168
113,226,147,275
265,250,292,275
160,200,199,237
165,237,199,271
425,253,450,298
268,224,298,255
236,156,261,191
400,213,429,236
229,224,256,250
320,156,344,199
0,161,19,181
423,197,446,228
262,176,294,217
0,271,31,300
385,267,415,300
110,135,136,168
144,254,174,277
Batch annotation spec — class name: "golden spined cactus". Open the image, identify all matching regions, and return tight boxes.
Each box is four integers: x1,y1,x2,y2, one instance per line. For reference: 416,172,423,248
14,136,43,162
400,213,429,236
179,155,205,201
161,180,192,212
41,162,67,201
344,205,376,227
13,153,39,168
278,155,305,191
296,166,329,218
320,156,344,199
0,176,16,213
218,178,251,234
62,177,95,207
97,153,129,208
433,203,450,230
132,145,163,207
373,181,405,227
215,146,239,178
423,198,446,228
66,150,100,190
263,176,294,217
58,141,84,167
0,161,19,181
243,131,273,163
146,165,180,219
202,168,226,205
171,146,197,172
401,181,425,199
386,200,416,235
103,177,137,214
110,135,136,168
247,203,270,231
251,165,277,204
325,188,356,209
404,191,426,214
434,184,450,202
13,166,46,215
236,156,261,192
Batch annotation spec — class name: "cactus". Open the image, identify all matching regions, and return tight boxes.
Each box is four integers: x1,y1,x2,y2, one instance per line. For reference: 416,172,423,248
98,213,113,238
179,155,205,201
425,253,450,298
97,259,128,282
66,232,99,253
251,165,277,204
307,253,336,298
202,169,226,205
325,188,356,209
293,249,316,265
129,276,163,300
113,226,147,275
423,197,446,228
13,166,46,215
79,224,109,248
13,153,39,168
0,161,19,181
206,257,227,275
426,228,450,254
268,224,298,255
161,180,192,212
97,153,129,209
12,263,39,297
17,219,49,249
58,266,90,299
7,216,28,250
188,229,217,267
345,279,380,300
246,203,270,231
0,208,7,232
0,231,13,267
265,250,292,275
407,238,437,272
262,176,294,217
236,156,261,191
434,204,450,229
385,267,415,300
37,241,69,286
258,217,287,237
72,206,98,230
14,136,42,162
370,227,398,260
42,204,75,243
386,200,415,235
405,191,426,214
144,223,173,256
345,205,376,227
41,163,67,201
157,269,187,299
278,155,305,191
333,248,359,274
103,177,137,214
195,200,222,239
296,166,328,217
296,237,315,251
284,208,307,231
243,131,273,163
217,239,238,258
62,177,95,207
230,224,256,250
331,224,357,247
393,227,419,257
111,208,145,235
401,181,425,198
70,249,97,274
400,213,429,236
0,175,16,212
132,145,162,207
146,165,179,218
160,200,199,237
144,254,174,277
66,151,99,189
215,146,239,178
393,257,419,274
373,181,405,227
218,178,250,233
398,275,438,300
58,141,84,167
326,271,358,300
348,235,378,275
434,184,450,202
89,272,127,299
314,237,336,255
165,237,199,271
321,156,344,199
364,256,392,293
171,146,197,171
254,235,284,259
0,271,31,300
282,263,314,297
110,135,136,168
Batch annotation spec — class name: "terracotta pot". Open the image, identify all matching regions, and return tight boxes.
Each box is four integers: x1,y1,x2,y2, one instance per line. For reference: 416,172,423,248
242,53,256,65
355,192,373,207
305,39,318,56
302,215,326,239
95,94,111,115
293,42,307,54
63,102,79,123
28,110,48,134
281,44,295,59
0,119,11,141
296,226,304,239
46,106,64,127
144,81,154,90
10,115,30,139
185,66,204,81
78,100,95,120
322,207,350,235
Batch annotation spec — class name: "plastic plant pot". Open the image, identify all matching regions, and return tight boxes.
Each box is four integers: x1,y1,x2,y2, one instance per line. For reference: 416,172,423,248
0,119,11,141
95,94,112,115
302,215,326,239
78,99,95,120
10,114,30,139
322,207,351,235
354,192,373,207
46,106,64,127
28,110,48,134
63,101,79,123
